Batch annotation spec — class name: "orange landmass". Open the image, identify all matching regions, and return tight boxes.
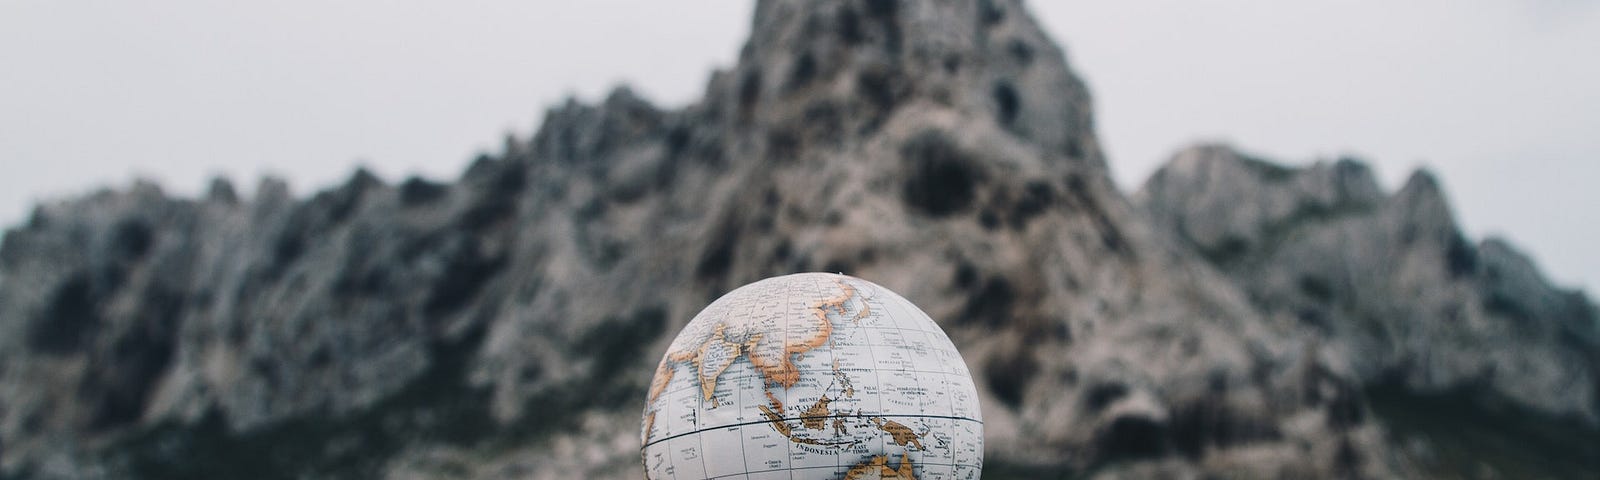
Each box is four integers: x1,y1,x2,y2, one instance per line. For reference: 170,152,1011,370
746,281,851,388
872,417,925,450
833,358,856,398
695,324,744,402
757,403,794,438
648,359,675,404
766,390,785,412
852,299,871,323
844,454,917,479
758,394,851,447
801,394,832,430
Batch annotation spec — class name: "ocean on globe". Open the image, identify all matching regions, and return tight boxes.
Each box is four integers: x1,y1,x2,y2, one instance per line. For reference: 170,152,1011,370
641,273,983,479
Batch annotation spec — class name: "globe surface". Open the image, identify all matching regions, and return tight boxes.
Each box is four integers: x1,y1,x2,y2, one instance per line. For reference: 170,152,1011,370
641,273,983,479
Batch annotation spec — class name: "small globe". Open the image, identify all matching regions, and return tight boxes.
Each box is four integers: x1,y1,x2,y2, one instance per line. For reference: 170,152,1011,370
641,273,983,479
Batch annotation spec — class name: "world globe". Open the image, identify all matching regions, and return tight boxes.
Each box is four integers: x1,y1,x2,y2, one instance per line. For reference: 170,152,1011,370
641,273,983,479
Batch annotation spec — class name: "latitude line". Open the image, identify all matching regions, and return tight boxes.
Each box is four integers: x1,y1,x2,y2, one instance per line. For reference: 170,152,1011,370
640,413,983,450
705,460,976,480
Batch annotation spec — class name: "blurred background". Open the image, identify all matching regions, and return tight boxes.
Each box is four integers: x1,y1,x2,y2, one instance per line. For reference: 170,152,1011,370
3,0,1596,290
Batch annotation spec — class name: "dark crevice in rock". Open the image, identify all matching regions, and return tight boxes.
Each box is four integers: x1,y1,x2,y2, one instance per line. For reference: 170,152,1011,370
1095,415,1167,461
1008,39,1034,66
112,219,154,261
1064,175,1130,256
27,272,101,354
1005,181,1055,229
1063,137,1084,159
696,216,741,283
978,0,1005,26
855,66,902,131
942,54,961,74
900,131,981,217
422,241,507,318
951,261,979,290
1197,234,1250,266
984,346,1035,409
862,0,901,54
457,198,516,233
1082,383,1127,413
332,233,393,298
979,209,1001,230
738,70,762,117
837,7,864,45
663,125,691,158
800,100,842,141
1334,437,1362,476
459,161,527,232
1446,232,1478,278
960,276,1014,327
993,81,1020,126
788,52,817,91
1299,275,1334,303
1324,380,1365,430
83,285,184,431
270,229,306,275
1168,398,1282,459
584,239,626,271
580,306,667,381
766,129,800,163
0,229,25,268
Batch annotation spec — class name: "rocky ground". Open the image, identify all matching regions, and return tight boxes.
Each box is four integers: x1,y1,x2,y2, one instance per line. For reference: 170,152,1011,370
2,0,1596,478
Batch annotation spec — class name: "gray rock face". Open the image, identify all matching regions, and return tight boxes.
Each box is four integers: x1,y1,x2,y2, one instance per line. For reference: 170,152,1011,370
1138,144,1600,425
0,1,1594,479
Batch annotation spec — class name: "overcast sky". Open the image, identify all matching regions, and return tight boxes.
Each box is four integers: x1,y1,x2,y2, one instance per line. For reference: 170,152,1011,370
2,1,1596,291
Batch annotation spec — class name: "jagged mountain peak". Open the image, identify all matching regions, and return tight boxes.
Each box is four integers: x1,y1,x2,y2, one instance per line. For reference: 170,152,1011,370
1142,143,1385,203
706,0,1103,168
1137,143,1389,258
1393,167,1457,222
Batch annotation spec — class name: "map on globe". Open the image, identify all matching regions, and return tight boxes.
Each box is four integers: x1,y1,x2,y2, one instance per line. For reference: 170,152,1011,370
641,273,983,479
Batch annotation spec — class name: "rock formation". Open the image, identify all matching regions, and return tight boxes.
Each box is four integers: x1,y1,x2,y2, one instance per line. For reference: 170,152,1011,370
1,1,1595,479
1139,144,1600,424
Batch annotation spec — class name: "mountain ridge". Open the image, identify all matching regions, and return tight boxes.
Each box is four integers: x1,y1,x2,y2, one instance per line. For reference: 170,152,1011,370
1,1,1595,478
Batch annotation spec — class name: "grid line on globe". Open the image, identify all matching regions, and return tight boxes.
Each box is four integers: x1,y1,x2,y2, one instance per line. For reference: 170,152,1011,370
641,273,983,479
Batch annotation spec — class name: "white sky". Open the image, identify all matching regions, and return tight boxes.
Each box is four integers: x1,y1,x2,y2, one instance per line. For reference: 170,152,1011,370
2,1,1596,291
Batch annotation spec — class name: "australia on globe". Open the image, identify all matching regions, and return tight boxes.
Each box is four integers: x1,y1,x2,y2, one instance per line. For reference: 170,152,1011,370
641,273,983,479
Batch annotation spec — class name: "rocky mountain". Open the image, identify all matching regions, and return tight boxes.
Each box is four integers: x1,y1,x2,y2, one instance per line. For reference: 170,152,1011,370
1,1,1595,479
1138,145,1600,424
1137,145,1600,477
